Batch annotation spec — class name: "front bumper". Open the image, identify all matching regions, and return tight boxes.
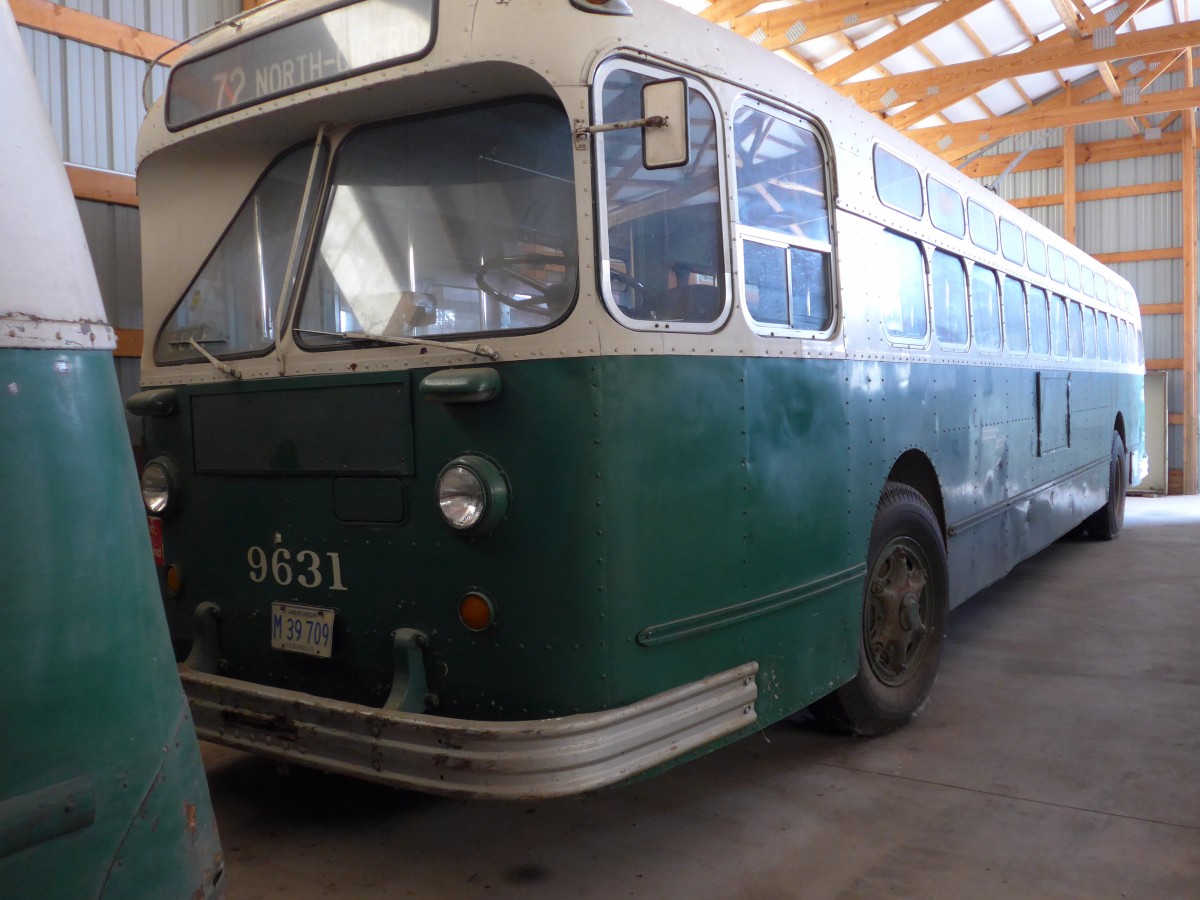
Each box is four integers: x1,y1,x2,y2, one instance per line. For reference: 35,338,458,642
181,661,758,799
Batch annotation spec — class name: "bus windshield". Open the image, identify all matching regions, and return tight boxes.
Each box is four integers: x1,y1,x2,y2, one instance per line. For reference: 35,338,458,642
296,100,578,346
155,143,322,365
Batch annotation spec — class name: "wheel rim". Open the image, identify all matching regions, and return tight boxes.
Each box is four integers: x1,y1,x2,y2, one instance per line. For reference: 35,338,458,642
864,537,934,686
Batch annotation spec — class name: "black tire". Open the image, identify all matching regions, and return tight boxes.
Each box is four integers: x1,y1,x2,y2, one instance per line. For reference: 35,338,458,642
1085,430,1126,541
811,482,949,736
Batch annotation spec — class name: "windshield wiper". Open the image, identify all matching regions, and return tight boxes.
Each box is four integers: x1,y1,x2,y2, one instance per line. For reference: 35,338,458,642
296,329,500,361
186,337,243,379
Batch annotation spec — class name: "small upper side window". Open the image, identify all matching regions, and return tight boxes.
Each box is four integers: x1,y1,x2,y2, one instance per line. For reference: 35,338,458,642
967,199,998,253
1000,219,1024,265
1027,235,1047,275
874,146,923,219
1049,246,1066,284
1066,257,1081,291
928,176,965,237
1082,266,1095,297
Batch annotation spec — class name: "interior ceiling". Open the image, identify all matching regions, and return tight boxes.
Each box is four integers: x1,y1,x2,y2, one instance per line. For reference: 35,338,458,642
667,0,1200,165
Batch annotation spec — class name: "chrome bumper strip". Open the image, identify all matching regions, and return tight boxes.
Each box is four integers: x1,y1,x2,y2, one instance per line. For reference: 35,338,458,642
181,661,758,800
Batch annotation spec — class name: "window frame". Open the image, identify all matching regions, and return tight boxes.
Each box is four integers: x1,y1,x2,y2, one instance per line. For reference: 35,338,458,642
880,229,931,347
593,58,732,334
873,144,925,219
732,96,838,339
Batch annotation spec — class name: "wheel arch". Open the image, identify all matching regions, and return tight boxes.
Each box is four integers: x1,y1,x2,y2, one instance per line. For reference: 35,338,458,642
1114,411,1126,449
884,449,946,542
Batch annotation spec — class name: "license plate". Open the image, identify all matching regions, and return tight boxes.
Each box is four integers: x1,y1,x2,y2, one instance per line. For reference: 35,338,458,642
271,603,335,658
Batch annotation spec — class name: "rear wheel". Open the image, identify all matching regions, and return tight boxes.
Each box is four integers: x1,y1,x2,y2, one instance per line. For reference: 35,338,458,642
1085,430,1126,541
812,482,949,736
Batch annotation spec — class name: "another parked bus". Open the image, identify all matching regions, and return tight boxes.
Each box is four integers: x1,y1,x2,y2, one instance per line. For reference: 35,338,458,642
1,4,223,894
129,0,1146,799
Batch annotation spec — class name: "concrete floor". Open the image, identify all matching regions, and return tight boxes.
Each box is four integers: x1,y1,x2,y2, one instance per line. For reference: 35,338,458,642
202,496,1200,899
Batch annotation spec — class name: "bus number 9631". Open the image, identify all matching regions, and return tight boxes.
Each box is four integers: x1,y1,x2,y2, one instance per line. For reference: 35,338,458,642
248,545,347,591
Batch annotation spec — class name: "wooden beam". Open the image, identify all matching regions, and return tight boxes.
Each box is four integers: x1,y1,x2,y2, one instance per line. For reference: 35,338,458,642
1169,413,1185,425
1183,47,1198,493
847,18,1200,112
699,0,759,24
731,0,928,51
1064,85,1076,245
817,0,990,86
886,5,1149,130
1008,180,1184,209
958,133,1183,179
114,329,143,359
1141,303,1185,315
66,164,138,207
912,85,1200,153
1147,358,1185,369
1093,247,1183,264
9,0,185,64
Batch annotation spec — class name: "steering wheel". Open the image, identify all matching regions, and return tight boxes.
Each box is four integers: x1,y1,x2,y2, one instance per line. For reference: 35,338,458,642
608,269,651,317
476,255,577,317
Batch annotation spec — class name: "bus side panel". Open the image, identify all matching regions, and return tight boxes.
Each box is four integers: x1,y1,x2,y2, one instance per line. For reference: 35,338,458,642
597,354,861,725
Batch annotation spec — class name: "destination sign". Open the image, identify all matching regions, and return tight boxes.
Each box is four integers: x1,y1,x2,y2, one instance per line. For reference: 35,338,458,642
166,0,435,129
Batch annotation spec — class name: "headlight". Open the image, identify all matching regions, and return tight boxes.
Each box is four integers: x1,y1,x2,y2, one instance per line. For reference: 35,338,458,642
435,455,509,533
140,457,178,516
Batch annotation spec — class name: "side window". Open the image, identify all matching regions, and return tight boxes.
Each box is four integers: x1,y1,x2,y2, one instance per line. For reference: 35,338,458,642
1027,235,1047,275
967,199,998,253
881,231,928,342
1002,276,1028,354
1000,219,1024,265
1049,247,1066,284
1083,307,1096,359
1028,286,1050,357
874,146,923,218
599,65,724,326
932,250,968,347
1066,257,1081,291
971,264,1001,352
1109,316,1120,362
1068,300,1084,359
1051,295,1068,358
734,104,833,333
928,176,965,237
1082,266,1095,297
1097,311,1110,361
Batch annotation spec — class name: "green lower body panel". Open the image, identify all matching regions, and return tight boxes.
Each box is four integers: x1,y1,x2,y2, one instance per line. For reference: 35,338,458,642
0,349,223,898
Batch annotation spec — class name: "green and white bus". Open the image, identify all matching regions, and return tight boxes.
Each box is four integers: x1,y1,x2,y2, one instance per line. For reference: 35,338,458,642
129,0,1146,799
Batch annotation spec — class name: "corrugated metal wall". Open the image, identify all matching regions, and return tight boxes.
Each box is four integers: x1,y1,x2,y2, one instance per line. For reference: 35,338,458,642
979,72,1192,473
17,0,238,445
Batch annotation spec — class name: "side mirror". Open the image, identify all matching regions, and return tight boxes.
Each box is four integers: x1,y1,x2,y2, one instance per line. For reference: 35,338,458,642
642,78,689,169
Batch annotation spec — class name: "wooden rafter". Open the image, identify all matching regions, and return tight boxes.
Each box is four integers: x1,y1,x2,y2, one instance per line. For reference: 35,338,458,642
939,52,1191,163
880,2,1145,130
914,83,1200,153
818,0,991,86
9,0,185,63
959,131,1184,178
728,0,928,51
846,16,1200,112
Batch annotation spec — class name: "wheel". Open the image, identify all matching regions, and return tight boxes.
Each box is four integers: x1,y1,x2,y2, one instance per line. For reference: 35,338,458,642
811,482,949,736
475,254,576,317
1085,430,1126,541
